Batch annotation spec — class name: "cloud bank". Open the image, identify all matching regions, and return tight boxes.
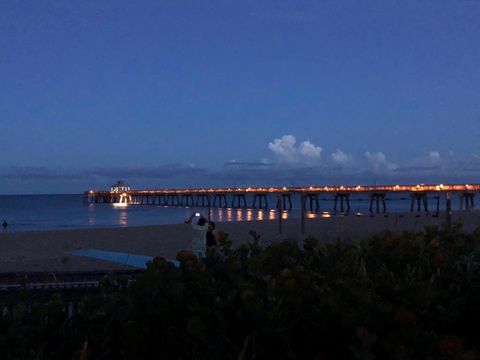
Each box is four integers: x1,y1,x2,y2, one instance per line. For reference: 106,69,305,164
1,136,479,194
331,149,353,166
268,135,322,164
365,151,398,174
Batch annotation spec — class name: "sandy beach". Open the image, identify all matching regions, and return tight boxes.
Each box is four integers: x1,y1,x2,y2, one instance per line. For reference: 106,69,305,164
0,211,479,273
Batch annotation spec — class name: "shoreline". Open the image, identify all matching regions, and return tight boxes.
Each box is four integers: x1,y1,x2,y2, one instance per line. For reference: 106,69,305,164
0,211,478,274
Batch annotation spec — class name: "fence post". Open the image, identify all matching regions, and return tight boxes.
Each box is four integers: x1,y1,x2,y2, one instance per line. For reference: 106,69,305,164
301,194,306,234
445,192,452,228
277,196,282,234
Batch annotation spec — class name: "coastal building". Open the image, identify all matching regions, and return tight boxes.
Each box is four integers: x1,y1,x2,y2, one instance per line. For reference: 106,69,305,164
110,181,131,193
109,181,132,206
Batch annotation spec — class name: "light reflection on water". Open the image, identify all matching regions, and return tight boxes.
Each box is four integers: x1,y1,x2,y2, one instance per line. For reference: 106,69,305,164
104,205,331,228
304,211,335,219
257,209,263,221
102,204,332,229
112,206,339,227
88,203,95,225
194,208,352,222
119,209,128,226
269,209,276,220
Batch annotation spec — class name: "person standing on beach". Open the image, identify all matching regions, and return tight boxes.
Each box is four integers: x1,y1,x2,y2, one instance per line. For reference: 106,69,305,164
2,220,7,232
185,212,208,258
206,221,218,247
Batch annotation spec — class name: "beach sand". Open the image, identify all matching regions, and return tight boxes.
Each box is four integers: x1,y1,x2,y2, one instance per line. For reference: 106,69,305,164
0,211,479,273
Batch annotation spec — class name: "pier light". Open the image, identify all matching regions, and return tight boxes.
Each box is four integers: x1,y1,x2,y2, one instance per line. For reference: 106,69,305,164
89,190,94,194
247,187,251,191
269,209,275,220
466,184,470,189
282,186,287,190
340,186,345,190
309,186,313,190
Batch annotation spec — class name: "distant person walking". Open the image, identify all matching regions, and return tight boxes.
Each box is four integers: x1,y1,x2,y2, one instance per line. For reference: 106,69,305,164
2,220,7,232
185,212,208,258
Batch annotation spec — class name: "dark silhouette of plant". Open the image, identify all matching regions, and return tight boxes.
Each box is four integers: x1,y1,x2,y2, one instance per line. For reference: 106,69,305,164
1,224,480,359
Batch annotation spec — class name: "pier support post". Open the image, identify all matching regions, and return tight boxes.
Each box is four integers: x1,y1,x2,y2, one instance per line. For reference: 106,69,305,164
232,194,247,208
334,194,350,214
196,194,210,207
159,194,167,206
410,193,428,215
305,194,319,212
252,194,268,209
208,194,212,221
369,193,387,215
213,194,227,208
180,194,194,207
282,194,292,210
446,192,452,228
459,192,475,210
167,194,179,206
433,196,440,217
301,194,306,234
276,196,283,234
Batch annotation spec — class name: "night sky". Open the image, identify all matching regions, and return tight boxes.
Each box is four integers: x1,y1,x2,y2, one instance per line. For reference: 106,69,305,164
1,0,479,194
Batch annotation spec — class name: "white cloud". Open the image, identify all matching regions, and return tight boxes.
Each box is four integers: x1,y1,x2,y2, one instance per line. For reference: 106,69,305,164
268,135,297,162
331,149,353,166
268,135,322,164
405,151,442,171
365,151,397,173
299,141,322,158
428,151,441,164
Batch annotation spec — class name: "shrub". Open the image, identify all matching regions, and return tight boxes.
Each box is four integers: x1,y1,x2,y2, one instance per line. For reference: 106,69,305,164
1,225,480,359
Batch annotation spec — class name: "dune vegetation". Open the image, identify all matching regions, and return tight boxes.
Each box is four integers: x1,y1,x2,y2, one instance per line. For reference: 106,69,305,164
1,224,480,359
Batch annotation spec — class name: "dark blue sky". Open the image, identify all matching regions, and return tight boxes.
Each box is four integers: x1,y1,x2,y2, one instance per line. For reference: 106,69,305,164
1,0,479,193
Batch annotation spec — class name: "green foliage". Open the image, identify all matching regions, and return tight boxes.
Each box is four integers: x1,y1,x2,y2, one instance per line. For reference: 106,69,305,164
1,224,480,359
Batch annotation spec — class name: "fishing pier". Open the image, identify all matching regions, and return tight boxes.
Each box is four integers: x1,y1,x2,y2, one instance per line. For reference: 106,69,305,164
84,183,480,216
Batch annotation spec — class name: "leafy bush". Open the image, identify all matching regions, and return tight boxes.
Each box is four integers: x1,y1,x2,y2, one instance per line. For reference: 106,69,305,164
1,225,480,359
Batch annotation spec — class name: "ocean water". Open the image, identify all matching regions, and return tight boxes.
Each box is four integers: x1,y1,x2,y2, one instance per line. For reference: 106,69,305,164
0,193,464,233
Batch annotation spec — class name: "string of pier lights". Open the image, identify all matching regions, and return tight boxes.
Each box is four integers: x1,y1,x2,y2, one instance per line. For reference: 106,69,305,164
127,183,480,195
85,183,480,197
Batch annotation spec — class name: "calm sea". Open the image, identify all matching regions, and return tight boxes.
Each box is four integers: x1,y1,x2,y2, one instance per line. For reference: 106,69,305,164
0,193,461,233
